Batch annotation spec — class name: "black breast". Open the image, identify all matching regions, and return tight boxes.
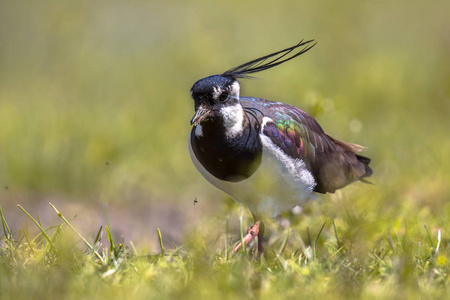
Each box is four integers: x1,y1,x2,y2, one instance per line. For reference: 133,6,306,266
190,118,262,182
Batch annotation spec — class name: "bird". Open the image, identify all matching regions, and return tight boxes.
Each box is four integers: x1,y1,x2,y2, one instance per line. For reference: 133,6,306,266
188,40,372,256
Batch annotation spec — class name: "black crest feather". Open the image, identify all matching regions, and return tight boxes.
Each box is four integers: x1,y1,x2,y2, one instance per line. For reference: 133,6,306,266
222,39,316,79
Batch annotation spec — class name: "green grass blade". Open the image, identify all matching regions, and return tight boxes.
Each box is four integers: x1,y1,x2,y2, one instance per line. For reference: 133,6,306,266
307,227,311,246
37,213,42,227
387,236,396,252
315,221,326,247
0,204,12,239
157,228,165,256
278,229,290,256
312,221,326,260
22,228,35,254
105,226,116,257
49,202,104,263
423,224,434,248
94,225,103,245
333,220,340,248
17,204,57,254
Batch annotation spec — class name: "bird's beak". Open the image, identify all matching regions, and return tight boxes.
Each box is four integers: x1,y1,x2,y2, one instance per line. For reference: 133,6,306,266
190,106,212,126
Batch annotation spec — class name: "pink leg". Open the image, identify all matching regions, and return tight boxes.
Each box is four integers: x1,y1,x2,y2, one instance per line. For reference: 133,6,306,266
231,221,261,255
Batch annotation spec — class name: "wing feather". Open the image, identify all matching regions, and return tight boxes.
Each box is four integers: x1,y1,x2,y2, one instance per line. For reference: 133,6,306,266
241,97,372,193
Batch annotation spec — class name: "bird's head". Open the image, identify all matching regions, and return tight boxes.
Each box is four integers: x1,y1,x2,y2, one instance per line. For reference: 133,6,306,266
189,39,316,128
190,75,240,126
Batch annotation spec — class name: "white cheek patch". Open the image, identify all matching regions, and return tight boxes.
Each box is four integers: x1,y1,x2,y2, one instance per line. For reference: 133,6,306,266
194,125,203,137
212,86,221,100
230,81,240,97
220,105,244,138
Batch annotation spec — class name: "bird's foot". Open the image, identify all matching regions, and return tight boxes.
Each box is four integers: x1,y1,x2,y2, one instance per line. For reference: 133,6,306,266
231,221,260,255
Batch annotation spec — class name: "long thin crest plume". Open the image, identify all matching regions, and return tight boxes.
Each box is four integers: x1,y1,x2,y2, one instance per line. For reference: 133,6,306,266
222,39,316,79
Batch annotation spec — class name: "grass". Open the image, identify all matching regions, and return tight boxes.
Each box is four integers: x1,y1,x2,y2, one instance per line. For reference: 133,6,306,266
1,202,450,299
1,0,450,298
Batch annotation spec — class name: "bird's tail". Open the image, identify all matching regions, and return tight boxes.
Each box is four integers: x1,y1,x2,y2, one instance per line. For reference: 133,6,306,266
326,133,373,182
355,154,373,180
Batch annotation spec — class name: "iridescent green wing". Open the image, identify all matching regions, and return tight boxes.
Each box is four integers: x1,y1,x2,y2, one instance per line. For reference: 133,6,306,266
260,102,336,165
241,97,371,193
266,105,374,194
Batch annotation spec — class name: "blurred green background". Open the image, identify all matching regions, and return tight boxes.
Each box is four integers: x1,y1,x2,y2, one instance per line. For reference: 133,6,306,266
0,0,449,248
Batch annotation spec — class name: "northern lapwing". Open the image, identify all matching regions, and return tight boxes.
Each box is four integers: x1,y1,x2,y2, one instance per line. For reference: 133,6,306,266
188,40,372,255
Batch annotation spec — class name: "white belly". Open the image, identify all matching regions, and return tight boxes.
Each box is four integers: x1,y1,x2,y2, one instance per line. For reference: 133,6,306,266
189,133,316,217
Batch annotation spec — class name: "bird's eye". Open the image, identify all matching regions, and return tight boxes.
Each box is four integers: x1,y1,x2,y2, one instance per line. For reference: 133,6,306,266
219,92,228,102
